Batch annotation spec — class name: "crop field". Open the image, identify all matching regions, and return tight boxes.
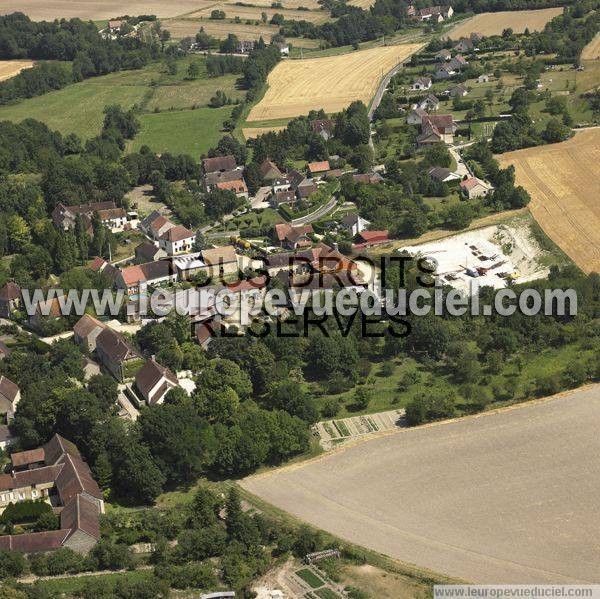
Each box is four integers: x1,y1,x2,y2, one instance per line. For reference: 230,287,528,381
128,106,232,156
0,60,35,82
581,34,600,60
163,18,279,41
348,0,376,8
242,126,287,139
242,385,600,584
247,44,422,121
497,128,600,274
187,4,330,24
0,0,206,20
448,7,562,39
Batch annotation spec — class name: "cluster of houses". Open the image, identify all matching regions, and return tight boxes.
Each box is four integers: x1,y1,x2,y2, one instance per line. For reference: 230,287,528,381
236,39,289,55
0,434,103,555
52,201,138,234
408,5,454,22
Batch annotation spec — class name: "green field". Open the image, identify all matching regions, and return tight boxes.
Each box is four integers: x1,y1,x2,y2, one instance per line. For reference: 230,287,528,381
129,106,232,156
0,56,243,148
296,568,325,588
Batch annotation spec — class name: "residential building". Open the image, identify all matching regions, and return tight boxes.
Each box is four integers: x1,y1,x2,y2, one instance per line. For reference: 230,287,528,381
417,93,440,111
51,201,128,233
276,42,289,55
0,434,103,554
135,241,167,264
0,375,20,417
272,176,291,193
310,119,335,140
412,77,432,91
134,358,179,406
274,223,314,250
436,49,452,61
28,294,64,332
95,328,141,381
73,314,106,352
259,159,283,182
0,282,21,318
173,252,207,281
108,19,124,31
201,246,239,278
448,55,469,72
116,261,178,295
417,115,456,145
0,341,11,360
460,176,494,199
454,38,475,53
428,166,460,183
352,172,383,185
353,230,389,248
447,83,468,97
340,213,371,236
407,107,428,125
236,40,255,53
270,190,297,208
307,161,330,179
297,179,318,199
216,179,249,199
434,64,456,80
0,425,14,451
159,225,196,255
203,155,237,174
416,5,453,21
82,357,101,382
205,168,245,191
477,74,490,83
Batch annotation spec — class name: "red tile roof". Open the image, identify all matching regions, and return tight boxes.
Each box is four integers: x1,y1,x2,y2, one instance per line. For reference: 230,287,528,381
0,282,20,302
160,224,195,242
307,161,330,174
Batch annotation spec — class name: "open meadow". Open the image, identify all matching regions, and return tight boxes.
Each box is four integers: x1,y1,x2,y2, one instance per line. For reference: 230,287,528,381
0,0,206,20
581,34,600,60
448,7,562,39
242,385,600,584
0,57,241,148
162,18,279,41
247,44,422,121
0,60,35,81
186,4,330,24
497,128,600,274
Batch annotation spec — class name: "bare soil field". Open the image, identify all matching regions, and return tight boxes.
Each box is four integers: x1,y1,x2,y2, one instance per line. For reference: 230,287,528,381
497,128,600,274
0,60,35,82
242,385,600,584
581,34,600,60
0,0,206,20
448,7,562,39
242,126,287,139
247,44,422,121
188,4,330,24
163,18,279,40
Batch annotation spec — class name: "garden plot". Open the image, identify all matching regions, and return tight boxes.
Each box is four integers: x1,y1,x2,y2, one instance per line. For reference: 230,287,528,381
400,222,548,295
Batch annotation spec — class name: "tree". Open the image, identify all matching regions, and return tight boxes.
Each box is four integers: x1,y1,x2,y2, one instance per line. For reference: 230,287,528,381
0,550,27,579
187,61,200,79
351,385,372,411
444,202,475,230
405,389,457,425
542,118,571,143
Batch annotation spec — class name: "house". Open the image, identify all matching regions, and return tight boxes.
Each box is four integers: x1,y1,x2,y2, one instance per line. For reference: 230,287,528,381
28,294,64,332
447,83,468,97
434,64,456,80
307,161,330,179
417,93,440,112
202,155,237,174
173,252,207,281
407,107,428,125
134,358,179,406
108,19,124,31
477,74,490,84
274,223,314,250
237,40,255,53
325,169,343,180
0,425,14,451
297,179,318,199
259,159,283,182
428,166,460,182
0,375,20,417
135,241,167,264
0,282,21,318
417,115,456,145
96,207,128,232
82,357,101,382
51,201,127,233
270,190,297,208
159,225,196,255
95,328,141,381
0,434,103,555
448,55,468,72
216,179,249,200
352,172,383,185
310,119,335,140
354,230,389,249
139,212,176,241
73,314,106,352
271,176,291,193
454,38,475,53
412,77,432,91
435,49,452,61
204,168,245,192
340,213,371,236
201,245,239,278
460,176,494,199
276,42,289,56
417,5,453,21
116,261,178,295
287,169,305,191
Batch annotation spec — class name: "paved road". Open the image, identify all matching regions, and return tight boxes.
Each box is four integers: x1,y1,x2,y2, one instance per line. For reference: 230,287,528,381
292,197,337,225
243,385,600,584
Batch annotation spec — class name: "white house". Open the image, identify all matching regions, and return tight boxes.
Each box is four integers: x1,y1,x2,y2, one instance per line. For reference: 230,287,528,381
460,176,494,199
477,74,490,84
340,213,371,236
134,358,179,406
159,225,196,256
412,77,432,91
407,108,428,125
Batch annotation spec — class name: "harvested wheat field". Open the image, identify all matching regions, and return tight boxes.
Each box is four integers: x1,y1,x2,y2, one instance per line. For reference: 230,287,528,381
0,0,206,20
0,60,35,82
240,0,322,9
243,126,287,139
242,385,600,584
498,128,600,274
188,4,331,24
164,18,279,40
247,44,421,121
348,0,376,8
582,34,600,60
448,7,562,39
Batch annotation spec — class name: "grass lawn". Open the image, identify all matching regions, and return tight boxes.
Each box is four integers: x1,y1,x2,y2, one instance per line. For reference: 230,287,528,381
128,106,233,156
296,568,325,588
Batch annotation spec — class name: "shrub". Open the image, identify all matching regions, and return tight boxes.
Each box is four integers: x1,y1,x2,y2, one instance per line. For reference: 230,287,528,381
0,500,53,525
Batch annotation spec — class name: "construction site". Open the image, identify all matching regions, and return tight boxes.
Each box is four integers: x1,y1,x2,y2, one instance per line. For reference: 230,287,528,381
399,223,549,295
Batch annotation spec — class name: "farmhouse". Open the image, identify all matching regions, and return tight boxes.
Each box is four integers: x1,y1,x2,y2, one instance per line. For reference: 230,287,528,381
460,176,494,199
448,55,469,71
159,225,196,255
0,375,20,418
310,119,335,140
270,190,297,208
260,159,283,181
412,76,432,91
135,241,167,264
416,6,453,22
418,115,456,145
407,108,428,125
477,74,490,83
447,83,468,97
436,49,452,61
134,358,179,406
237,40,255,54
95,328,141,381
434,64,456,80
202,155,237,174
116,261,178,295
0,434,103,555
454,38,475,53
0,281,21,318
274,223,314,250
73,314,106,352
52,201,128,234
428,166,460,183
216,179,249,199
417,93,440,111
307,161,330,179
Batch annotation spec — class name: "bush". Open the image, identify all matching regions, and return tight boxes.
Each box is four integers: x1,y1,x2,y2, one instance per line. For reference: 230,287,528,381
0,550,27,579
0,500,54,525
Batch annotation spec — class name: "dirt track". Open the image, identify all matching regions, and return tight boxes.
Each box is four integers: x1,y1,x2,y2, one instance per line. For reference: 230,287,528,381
242,385,600,584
